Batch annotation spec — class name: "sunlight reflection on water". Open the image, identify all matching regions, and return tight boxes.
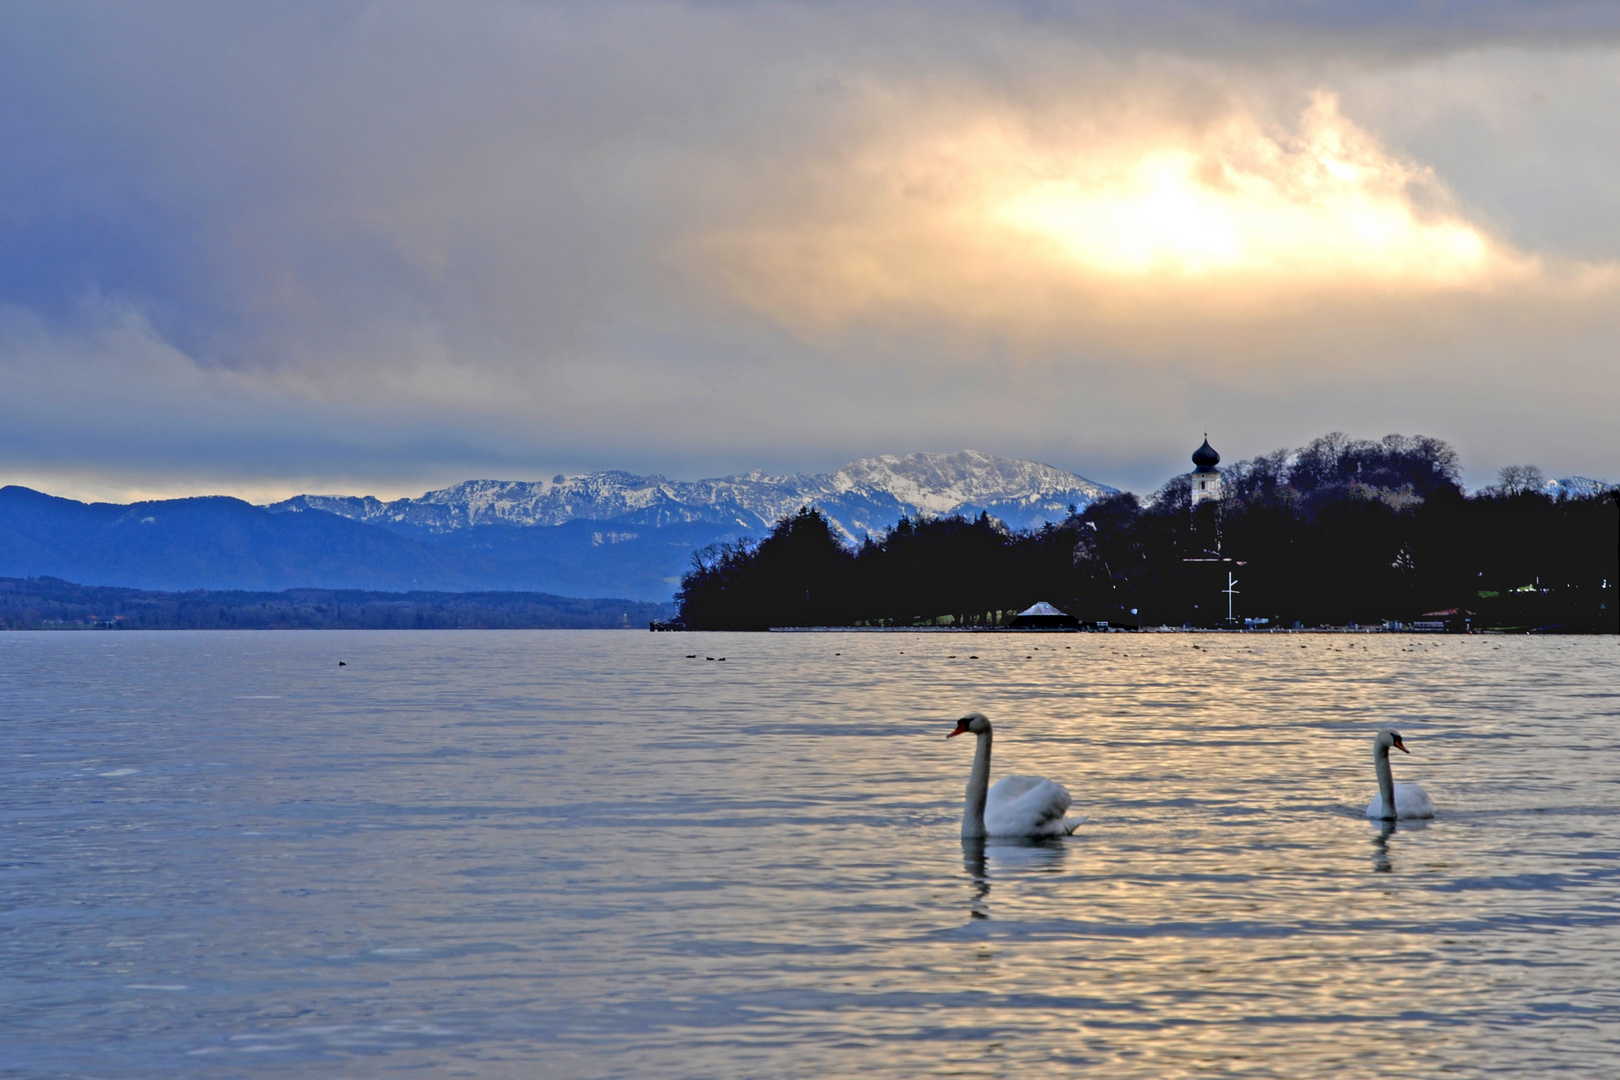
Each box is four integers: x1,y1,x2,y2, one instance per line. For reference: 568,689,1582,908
2,630,1618,1078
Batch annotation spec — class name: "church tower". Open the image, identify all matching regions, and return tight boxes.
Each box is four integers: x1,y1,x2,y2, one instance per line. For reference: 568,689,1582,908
1190,435,1222,507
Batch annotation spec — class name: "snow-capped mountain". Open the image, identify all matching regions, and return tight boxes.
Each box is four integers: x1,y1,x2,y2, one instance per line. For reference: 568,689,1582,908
271,451,1114,540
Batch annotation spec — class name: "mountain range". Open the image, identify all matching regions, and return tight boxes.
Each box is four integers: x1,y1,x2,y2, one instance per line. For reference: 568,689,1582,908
0,451,1114,600
272,450,1111,538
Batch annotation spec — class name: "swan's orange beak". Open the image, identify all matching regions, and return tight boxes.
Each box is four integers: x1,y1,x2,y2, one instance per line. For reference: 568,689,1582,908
947,719,971,738
1392,735,1409,753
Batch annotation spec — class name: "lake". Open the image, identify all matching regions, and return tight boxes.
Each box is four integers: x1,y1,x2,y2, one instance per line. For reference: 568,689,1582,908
3,630,1618,1077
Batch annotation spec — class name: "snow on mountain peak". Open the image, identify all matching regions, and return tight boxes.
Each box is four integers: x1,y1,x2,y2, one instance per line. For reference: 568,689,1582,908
833,450,1098,514
272,451,1115,538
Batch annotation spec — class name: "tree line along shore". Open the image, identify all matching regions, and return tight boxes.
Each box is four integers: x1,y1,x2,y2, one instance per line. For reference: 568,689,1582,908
0,578,673,630
673,435,1618,633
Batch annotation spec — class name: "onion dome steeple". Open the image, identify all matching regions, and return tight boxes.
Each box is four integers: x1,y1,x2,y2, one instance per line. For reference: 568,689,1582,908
1190,433,1222,508
1192,435,1220,472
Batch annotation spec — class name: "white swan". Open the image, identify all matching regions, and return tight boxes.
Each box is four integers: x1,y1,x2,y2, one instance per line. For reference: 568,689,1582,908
1365,728,1435,820
947,712,1082,838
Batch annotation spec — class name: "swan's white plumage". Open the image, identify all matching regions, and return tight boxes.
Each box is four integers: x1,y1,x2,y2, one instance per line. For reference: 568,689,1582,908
1367,728,1435,820
950,712,1083,838
984,774,1080,837
1365,782,1434,820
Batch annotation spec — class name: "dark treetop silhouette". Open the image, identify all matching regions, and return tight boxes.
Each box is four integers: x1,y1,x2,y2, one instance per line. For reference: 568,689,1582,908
674,434,1617,632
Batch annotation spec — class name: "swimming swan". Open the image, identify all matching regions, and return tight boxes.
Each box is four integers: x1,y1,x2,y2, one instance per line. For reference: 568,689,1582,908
1365,728,1435,820
948,712,1082,838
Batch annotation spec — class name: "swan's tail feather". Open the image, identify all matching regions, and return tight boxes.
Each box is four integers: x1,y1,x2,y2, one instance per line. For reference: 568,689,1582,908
1062,815,1086,835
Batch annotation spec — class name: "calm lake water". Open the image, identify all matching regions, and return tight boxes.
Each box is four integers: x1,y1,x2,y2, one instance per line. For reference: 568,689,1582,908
3,630,1619,1078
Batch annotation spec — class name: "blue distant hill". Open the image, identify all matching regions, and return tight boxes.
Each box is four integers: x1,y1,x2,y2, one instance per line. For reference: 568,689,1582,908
0,452,1113,599
0,575,672,630
0,486,722,599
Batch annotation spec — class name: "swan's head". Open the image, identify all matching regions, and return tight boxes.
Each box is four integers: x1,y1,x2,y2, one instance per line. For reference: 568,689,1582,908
947,712,991,739
1376,728,1409,754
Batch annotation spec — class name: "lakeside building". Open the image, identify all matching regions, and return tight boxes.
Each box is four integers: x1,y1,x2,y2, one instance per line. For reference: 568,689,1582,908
1190,435,1222,506
1185,434,1234,621
1008,601,1082,630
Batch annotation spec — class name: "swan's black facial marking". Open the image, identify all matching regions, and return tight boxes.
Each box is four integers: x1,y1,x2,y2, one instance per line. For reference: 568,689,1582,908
947,718,972,739
1392,733,1409,753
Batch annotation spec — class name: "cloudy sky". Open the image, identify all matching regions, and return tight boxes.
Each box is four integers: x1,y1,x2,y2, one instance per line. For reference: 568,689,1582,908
3,1,1618,501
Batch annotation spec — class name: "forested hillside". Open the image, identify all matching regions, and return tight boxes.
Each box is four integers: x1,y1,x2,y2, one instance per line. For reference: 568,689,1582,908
675,435,1618,632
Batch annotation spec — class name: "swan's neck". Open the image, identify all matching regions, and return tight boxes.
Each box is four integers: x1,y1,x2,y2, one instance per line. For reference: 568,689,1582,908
962,730,992,839
1374,744,1396,820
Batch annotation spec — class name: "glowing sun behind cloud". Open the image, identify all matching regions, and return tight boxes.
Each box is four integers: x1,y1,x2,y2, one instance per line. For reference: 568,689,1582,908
998,95,1496,285
691,93,1536,339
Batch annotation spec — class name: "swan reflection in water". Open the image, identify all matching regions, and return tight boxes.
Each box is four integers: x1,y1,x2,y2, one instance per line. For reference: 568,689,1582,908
1369,817,1432,873
962,836,1069,919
